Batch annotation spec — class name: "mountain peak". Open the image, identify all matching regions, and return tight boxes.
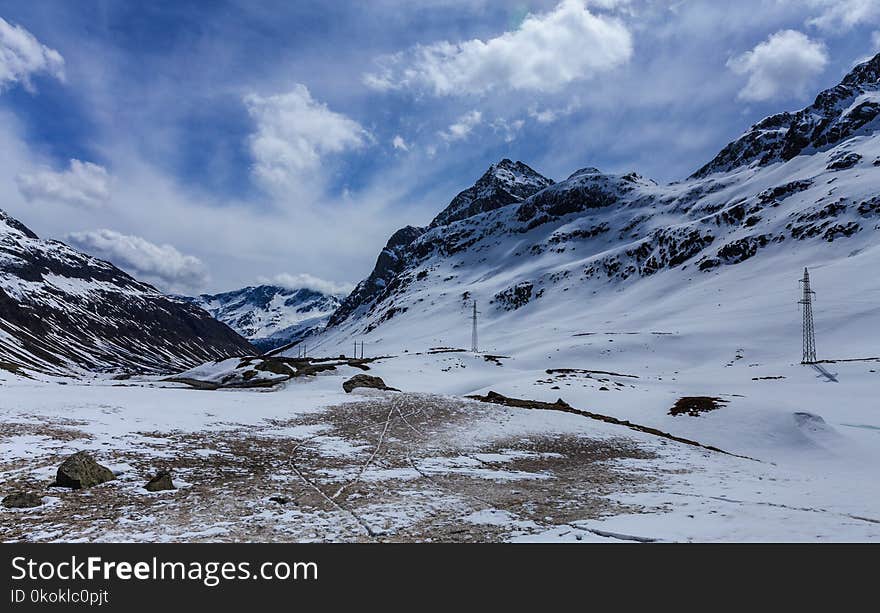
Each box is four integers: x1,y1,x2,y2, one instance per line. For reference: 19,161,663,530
0,208,39,240
430,160,554,227
483,159,551,187
842,52,880,88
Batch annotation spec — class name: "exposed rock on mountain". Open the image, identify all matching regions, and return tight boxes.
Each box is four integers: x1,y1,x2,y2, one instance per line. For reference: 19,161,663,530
327,226,425,328
693,54,880,178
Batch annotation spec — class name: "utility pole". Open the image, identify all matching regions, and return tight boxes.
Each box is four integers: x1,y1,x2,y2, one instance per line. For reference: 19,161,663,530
799,267,817,364
471,300,480,354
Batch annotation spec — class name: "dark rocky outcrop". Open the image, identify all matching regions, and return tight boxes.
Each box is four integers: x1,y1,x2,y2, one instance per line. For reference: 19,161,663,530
328,226,425,328
693,53,880,178
758,180,814,204
827,152,863,171
493,282,535,311
54,452,115,489
858,196,880,216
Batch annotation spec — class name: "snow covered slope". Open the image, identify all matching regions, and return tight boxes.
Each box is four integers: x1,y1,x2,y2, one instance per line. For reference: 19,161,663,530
305,53,880,361
185,285,341,352
0,210,254,375
259,58,880,542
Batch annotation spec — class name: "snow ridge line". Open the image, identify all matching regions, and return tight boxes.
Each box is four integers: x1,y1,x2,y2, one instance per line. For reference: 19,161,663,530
466,391,759,461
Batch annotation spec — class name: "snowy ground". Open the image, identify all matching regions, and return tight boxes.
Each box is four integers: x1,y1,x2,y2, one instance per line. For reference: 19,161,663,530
1,336,878,542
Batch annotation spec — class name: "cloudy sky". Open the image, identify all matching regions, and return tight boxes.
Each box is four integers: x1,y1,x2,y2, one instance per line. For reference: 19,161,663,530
0,0,877,295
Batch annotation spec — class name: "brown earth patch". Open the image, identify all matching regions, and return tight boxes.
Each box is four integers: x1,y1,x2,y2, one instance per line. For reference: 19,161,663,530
1,394,663,543
669,397,729,417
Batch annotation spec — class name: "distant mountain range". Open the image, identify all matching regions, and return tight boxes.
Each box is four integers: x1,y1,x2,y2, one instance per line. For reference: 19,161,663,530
183,285,341,352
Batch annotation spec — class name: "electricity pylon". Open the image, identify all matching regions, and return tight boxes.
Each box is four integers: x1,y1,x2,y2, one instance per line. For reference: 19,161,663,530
799,268,817,364
471,301,480,354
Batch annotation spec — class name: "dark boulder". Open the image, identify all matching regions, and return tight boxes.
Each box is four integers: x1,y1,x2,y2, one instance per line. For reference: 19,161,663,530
2,492,43,508
342,374,398,393
144,471,175,492
54,452,115,489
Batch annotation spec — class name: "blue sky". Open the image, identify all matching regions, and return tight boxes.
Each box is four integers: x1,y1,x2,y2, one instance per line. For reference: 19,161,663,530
0,0,878,294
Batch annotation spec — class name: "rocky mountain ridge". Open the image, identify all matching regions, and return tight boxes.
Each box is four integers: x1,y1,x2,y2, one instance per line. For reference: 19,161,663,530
0,210,253,375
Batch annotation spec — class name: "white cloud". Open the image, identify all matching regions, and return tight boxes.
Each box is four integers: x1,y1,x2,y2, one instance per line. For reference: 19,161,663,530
873,31,880,51
0,17,65,92
527,99,580,124
392,135,409,151
727,30,828,102
806,0,880,32
263,272,354,297
16,159,111,208
529,108,561,124
440,110,482,142
490,117,525,142
65,229,209,294
244,85,370,191
363,0,633,95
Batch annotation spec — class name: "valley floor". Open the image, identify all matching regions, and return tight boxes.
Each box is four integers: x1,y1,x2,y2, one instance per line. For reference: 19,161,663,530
1,345,879,542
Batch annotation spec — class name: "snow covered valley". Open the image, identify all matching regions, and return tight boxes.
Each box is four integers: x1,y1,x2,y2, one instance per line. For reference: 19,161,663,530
2,311,878,543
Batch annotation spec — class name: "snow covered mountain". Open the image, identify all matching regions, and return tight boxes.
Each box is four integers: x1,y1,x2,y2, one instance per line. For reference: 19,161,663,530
305,54,880,360
0,210,254,375
186,285,341,352
326,159,555,329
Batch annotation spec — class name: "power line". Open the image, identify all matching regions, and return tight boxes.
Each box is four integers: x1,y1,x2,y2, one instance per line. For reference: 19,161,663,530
799,267,817,364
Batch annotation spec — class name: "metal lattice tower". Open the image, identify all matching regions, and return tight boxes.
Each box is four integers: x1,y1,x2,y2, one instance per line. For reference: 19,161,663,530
471,301,480,353
799,268,817,364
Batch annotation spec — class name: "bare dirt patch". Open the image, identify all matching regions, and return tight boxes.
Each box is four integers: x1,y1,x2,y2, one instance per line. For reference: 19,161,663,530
0,393,666,543
669,397,729,417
